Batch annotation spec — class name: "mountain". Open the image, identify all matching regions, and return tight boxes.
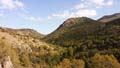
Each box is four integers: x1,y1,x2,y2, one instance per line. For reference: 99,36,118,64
44,15,120,67
44,17,104,46
1,13,120,68
98,13,120,22
106,17,120,26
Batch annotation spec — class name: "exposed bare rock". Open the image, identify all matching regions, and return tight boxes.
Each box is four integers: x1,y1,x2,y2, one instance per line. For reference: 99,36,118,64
0,64,2,68
0,56,14,68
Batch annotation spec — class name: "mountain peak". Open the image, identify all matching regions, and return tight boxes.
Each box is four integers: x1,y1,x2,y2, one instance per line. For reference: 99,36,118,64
61,17,94,27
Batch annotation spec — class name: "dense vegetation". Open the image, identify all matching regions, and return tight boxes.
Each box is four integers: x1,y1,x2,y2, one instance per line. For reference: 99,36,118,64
1,13,120,68
43,17,120,68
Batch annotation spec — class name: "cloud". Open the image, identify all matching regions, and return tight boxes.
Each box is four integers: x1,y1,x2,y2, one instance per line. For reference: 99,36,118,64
0,0,24,10
70,9,97,17
48,0,115,19
74,0,114,10
74,3,86,9
0,0,115,22
89,0,105,6
51,9,97,19
0,0,44,22
0,0,24,17
89,0,114,7
0,0,42,22
52,10,69,18
106,0,113,6
21,14,43,22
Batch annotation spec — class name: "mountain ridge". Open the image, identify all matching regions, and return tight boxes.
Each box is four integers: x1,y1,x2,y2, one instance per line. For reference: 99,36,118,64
98,13,120,22
1,12,120,68
44,17,104,45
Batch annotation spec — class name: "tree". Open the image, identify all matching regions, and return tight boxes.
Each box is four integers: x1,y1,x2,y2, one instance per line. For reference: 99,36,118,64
71,59,85,68
89,54,120,68
56,58,85,68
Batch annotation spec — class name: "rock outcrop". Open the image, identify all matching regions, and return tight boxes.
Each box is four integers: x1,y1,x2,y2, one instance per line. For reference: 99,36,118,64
0,56,14,68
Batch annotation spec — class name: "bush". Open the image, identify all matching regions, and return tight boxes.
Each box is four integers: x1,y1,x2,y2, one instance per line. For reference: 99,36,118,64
89,54,120,68
0,39,21,68
56,58,85,68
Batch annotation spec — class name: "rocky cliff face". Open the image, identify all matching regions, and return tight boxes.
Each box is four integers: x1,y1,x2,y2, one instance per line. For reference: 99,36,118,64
0,56,14,68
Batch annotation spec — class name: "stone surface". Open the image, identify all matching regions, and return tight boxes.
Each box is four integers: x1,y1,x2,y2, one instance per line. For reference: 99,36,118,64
0,56,14,68
0,64,2,68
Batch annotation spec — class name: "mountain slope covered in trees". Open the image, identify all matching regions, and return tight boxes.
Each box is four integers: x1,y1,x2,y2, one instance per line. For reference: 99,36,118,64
1,13,120,68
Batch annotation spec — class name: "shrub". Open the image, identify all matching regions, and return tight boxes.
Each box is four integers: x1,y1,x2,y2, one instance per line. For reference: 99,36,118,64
89,54,120,68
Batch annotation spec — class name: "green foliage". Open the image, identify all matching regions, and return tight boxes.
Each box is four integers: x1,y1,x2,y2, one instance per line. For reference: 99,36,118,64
89,54,120,68
1,17,120,68
19,52,31,67
55,58,85,68
44,17,103,46
42,17,120,68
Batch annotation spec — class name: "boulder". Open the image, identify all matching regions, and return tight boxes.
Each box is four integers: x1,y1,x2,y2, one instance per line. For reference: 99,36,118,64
0,56,14,68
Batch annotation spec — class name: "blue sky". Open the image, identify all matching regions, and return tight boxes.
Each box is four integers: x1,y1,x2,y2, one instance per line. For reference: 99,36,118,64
0,0,120,34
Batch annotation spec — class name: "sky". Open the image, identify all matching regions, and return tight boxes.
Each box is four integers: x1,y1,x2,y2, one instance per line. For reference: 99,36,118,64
0,0,120,34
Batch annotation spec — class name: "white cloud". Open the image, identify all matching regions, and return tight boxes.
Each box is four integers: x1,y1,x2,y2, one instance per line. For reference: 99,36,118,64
0,0,43,22
74,0,114,10
52,10,69,18
0,0,115,22
0,0,44,22
48,0,115,20
106,0,113,6
0,0,25,17
14,0,24,7
89,0,114,7
74,3,86,9
89,0,104,6
70,9,97,17
21,14,43,22
0,0,24,10
51,9,97,19
28,17,42,22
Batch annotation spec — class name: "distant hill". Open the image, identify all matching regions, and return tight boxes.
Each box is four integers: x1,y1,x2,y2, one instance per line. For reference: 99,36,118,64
106,18,120,26
0,27,44,39
0,27,60,68
98,13,120,22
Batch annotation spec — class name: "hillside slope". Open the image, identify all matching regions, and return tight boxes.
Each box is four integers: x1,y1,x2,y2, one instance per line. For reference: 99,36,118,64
44,15,120,65
1,13,120,68
44,17,104,46
98,13,120,22
0,27,62,68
